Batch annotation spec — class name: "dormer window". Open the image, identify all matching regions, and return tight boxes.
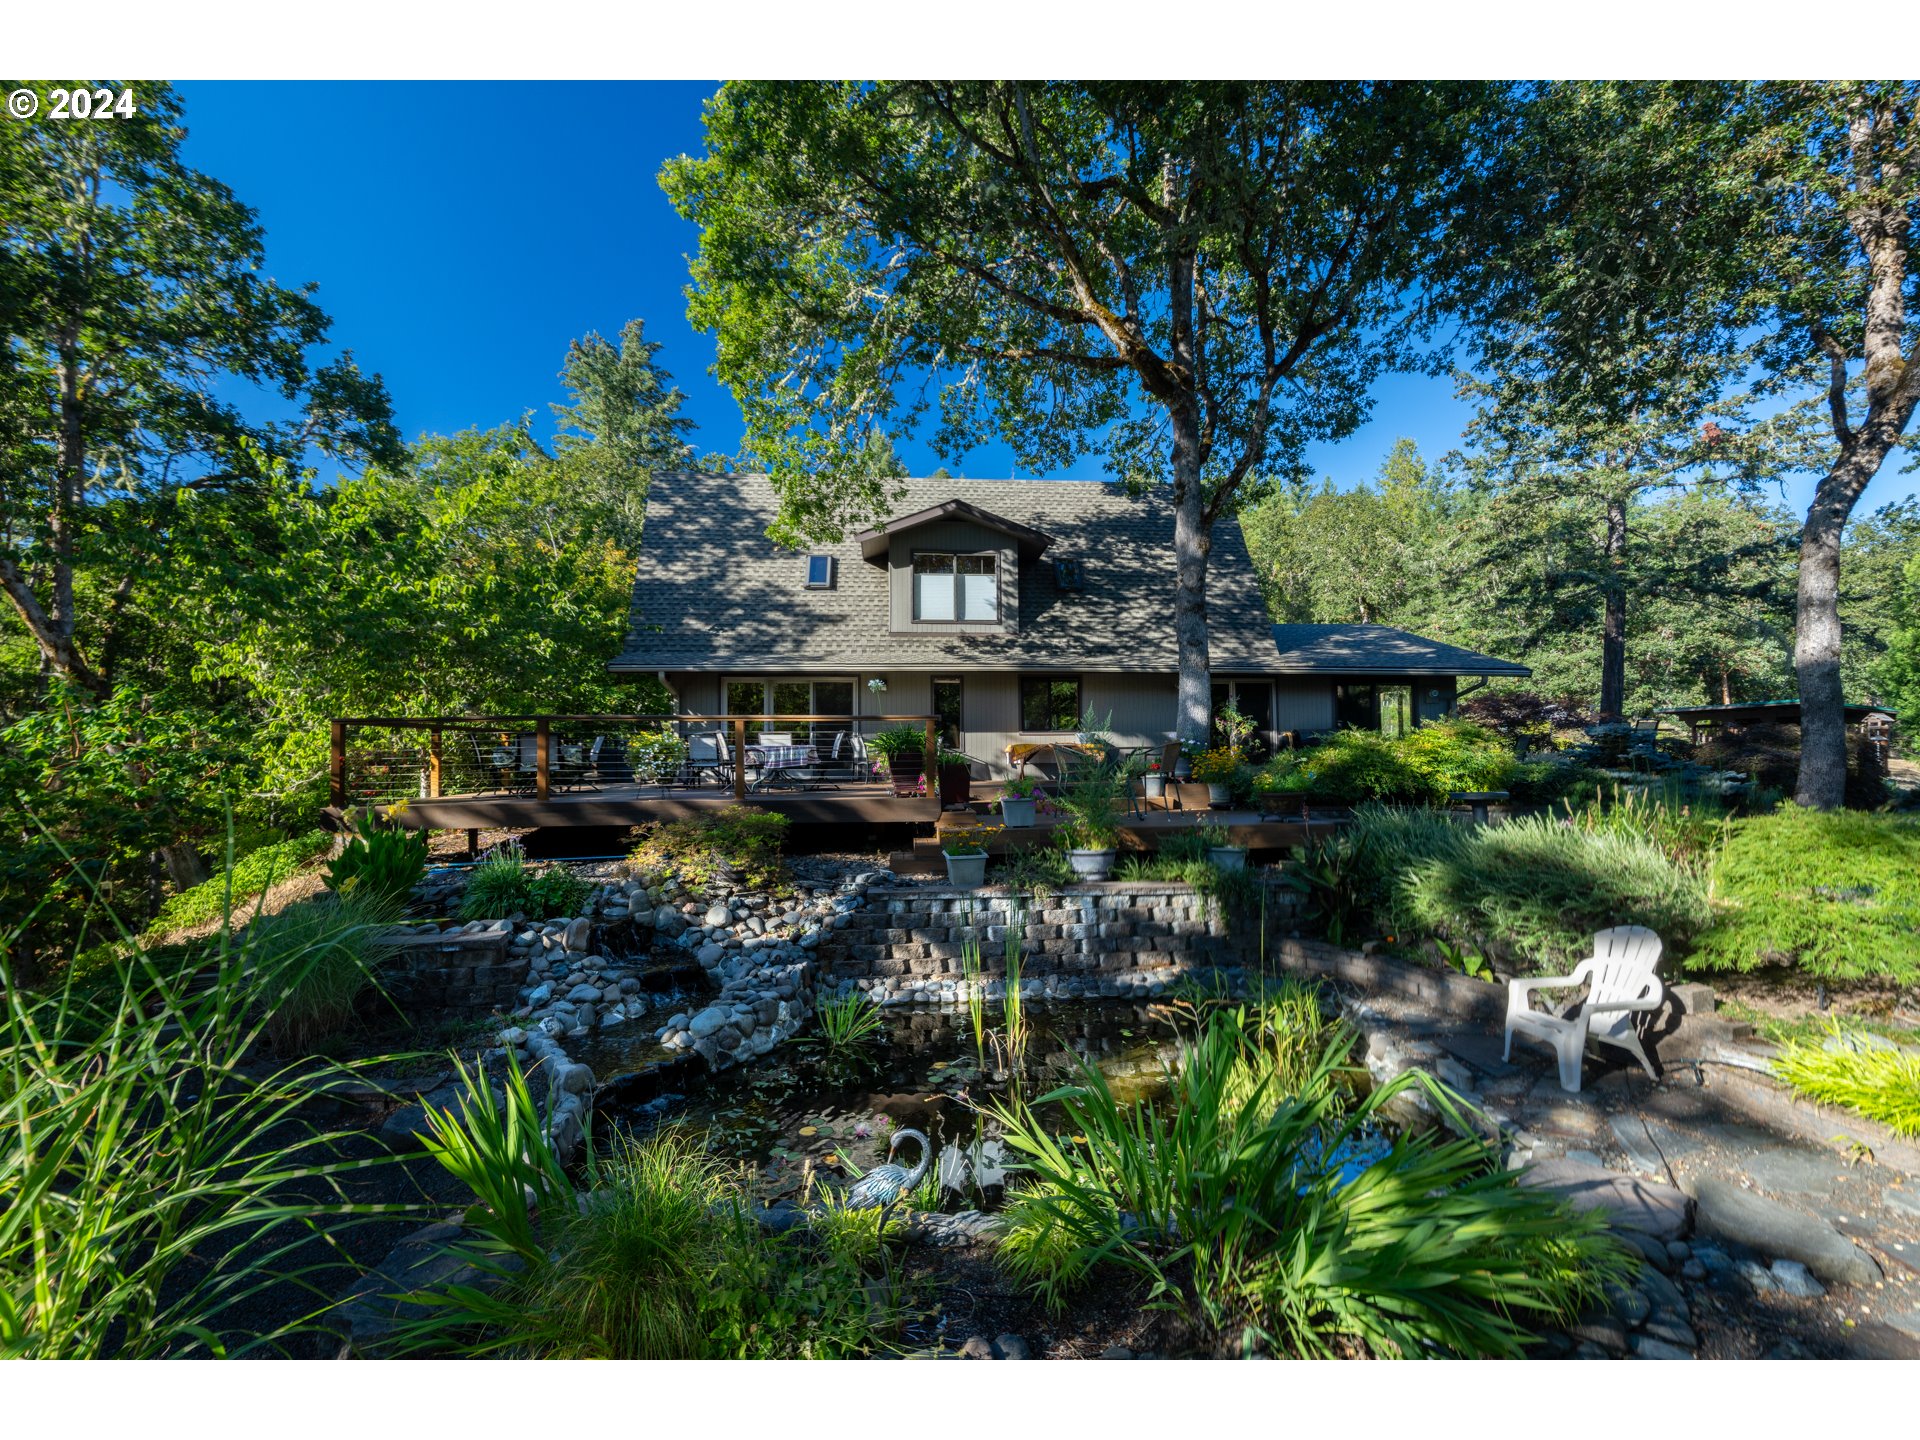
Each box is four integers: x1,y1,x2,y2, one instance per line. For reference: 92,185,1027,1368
1053,558,1084,590
804,554,834,588
913,552,997,621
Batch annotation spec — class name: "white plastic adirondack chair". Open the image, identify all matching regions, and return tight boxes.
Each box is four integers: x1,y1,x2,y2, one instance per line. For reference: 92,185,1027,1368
1504,926,1665,1092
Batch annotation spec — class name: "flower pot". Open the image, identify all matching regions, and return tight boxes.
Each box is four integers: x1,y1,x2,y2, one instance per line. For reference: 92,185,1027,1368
1143,774,1166,799
1206,782,1233,807
998,795,1037,828
886,756,924,797
1173,757,1192,780
1208,845,1248,873
1067,848,1116,882
943,850,989,887
938,761,972,808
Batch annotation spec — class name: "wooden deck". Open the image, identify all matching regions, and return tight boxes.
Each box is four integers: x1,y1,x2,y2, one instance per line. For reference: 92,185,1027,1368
328,778,941,831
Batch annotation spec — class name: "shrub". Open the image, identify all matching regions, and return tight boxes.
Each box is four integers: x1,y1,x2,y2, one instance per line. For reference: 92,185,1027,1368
1557,782,1731,871
1053,768,1124,850
148,830,335,935
458,844,594,921
627,727,689,783
1258,720,1517,807
629,805,790,894
1402,814,1713,973
1771,1029,1920,1138
1688,808,1920,983
395,1109,886,1359
246,892,401,1052
991,1006,1633,1356
323,805,428,909
1284,803,1470,944
1,913,405,1356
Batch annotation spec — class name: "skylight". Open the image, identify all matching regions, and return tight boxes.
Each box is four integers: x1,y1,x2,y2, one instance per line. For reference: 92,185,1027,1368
1053,558,1084,590
805,554,833,588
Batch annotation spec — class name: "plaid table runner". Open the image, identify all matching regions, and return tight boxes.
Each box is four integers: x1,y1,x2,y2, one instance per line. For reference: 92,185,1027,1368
747,744,818,771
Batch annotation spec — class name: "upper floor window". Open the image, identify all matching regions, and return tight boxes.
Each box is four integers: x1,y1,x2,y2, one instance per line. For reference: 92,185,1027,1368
912,552,997,622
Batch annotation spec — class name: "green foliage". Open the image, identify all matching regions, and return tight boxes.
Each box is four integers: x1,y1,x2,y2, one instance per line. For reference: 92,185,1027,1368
1257,720,1518,806
397,1118,886,1359
1689,808,1920,983
1401,814,1713,973
0,905,407,1357
458,845,594,922
1053,767,1124,850
628,805,790,894
148,830,334,935
627,727,690,783
814,993,883,1051
992,845,1073,895
1115,827,1259,909
864,724,929,765
1556,782,1731,871
1285,804,1471,945
324,807,429,909
991,1006,1633,1356
1771,1029,1920,1139
246,893,401,1053
0,682,256,971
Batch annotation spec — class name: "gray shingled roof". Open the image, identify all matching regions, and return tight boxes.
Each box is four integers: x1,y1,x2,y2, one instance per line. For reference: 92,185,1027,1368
1269,624,1532,676
610,471,1280,673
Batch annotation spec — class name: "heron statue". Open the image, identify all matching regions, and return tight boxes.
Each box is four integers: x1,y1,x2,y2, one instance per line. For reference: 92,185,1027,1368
843,1127,932,1241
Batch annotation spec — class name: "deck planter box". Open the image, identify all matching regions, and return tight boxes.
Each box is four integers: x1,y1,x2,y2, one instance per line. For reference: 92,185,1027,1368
1206,782,1233,807
1067,848,1116,881
1143,773,1166,800
943,850,989,887
938,761,972,808
1208,845,1248,873
886,756,925,797
999,795,1037,827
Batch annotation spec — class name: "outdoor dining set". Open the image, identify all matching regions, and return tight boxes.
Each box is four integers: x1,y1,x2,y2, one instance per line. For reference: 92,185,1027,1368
473,728,880,796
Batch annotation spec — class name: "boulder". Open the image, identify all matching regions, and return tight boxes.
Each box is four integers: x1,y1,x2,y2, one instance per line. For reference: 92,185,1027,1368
652,904,687,938
1692,1177,1882,1288
688,1005,731,1039
1519,1158,1692,1241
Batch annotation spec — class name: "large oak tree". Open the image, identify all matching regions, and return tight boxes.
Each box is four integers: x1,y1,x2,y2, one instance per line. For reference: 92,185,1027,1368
662,81,1499,742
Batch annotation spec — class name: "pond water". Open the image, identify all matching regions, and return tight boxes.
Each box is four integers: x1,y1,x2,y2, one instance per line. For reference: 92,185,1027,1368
591,995,1395,1214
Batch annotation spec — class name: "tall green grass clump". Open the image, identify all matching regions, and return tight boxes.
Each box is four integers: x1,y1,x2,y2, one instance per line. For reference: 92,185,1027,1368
458,842,593,921
1,910,407,1357
1402,814,1713,973
991,1005,1633,1357
1689,808,1920,984
247,893,401,1052
1771,1028,1920,1138
814,992,883,1050
395,1083,887,1359
148,830,334,935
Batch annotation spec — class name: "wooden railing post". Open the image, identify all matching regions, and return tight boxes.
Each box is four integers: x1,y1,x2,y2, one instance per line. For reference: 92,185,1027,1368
732,717,748,801
330,719,346,810
535,717,551,802
428,727,443,798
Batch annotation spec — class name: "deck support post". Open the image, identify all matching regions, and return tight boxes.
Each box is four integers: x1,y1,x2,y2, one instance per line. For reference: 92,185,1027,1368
924,716,938,802
330,719,346,810
732,717,748,802
465,828,478,860
428,728,443,799
535,718,551,802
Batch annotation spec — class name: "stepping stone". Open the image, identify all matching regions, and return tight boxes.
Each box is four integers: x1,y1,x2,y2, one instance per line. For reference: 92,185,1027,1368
1520,1158,1693,1241
1742,1145,1853,1198
1884,1187,1920,1221
1692,1177,1883,1288
1607,1115,1671,1178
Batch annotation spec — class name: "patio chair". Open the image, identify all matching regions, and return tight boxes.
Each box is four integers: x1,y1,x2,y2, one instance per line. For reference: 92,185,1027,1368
758,731,794,748
1155,739,1185,813
556,734,604,793
685,733,734,790
1504,926,1665,1093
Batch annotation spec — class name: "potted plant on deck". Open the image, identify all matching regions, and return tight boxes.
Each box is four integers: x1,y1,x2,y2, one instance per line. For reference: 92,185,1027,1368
998,773,1041,828
1142,757,1166,801
867,724,931,797
1055,768,1122,881
937,746,976,808
941,823,1001,887
1196,817,1248,873
1192,746,1243,808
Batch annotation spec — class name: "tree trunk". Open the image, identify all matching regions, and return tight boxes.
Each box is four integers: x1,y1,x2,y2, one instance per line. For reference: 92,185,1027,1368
1171,434,1213,747
1795,437,1901,807
1598,494,1628,719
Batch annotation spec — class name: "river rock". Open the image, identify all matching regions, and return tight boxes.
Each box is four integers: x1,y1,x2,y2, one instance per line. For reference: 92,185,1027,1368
565,983,602,1004
1692,1177,1882,1288
705,903,732,927
688,1005,730,1039
1769,1260,1826,1298
652,905,687,938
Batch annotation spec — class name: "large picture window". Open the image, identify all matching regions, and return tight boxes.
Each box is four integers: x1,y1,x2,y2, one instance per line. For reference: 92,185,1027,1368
912,552,997,621
1020,676,1082,732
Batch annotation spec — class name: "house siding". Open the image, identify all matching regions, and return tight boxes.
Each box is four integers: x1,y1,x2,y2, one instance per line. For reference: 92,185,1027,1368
886,521,1020,636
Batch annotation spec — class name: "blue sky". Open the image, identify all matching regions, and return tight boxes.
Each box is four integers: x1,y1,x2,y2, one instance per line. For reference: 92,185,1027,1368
174,80,1905,514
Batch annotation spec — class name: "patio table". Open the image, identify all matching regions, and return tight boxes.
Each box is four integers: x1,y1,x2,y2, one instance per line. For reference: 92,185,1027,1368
746,743,819,791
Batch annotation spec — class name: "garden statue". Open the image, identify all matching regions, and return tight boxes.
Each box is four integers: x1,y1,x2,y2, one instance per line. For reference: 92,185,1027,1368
844,1127,932,1236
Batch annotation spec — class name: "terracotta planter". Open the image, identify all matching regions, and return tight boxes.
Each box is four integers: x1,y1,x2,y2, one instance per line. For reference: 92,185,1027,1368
1206,782,1233,807
1143,773,1166,799
998,795,1038,827
1067,848,1116,881
943,850,989,887
1208,845,1248,873
938,761,972,808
